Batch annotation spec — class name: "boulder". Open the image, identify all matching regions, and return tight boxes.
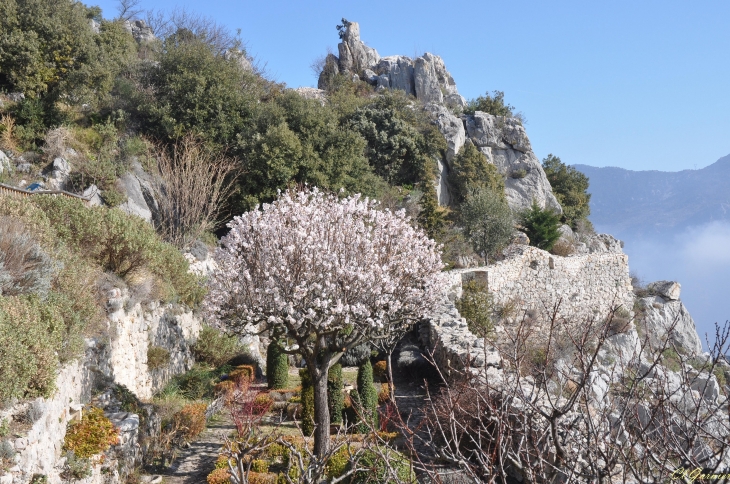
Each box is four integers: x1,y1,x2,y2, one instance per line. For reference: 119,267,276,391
425,103,465,165
691,373,721,402
648,280,681,301
118,173,152,222
45,157,71,190
292,87,327,105
574,233,624,255
639,296,703,357
337,21,380,76
82,184,104,206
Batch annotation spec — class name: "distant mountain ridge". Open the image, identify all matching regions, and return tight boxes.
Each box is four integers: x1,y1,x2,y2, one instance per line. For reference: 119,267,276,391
574,154,730,236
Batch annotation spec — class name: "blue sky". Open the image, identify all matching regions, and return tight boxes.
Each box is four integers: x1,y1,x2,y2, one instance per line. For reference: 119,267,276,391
96,0,730,172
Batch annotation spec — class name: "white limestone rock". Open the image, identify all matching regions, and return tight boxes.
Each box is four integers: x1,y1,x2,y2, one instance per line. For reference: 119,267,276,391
375,55,415,95
124,19,155,43
337,21,380,76
292,87,327,105
414,53,460,104
224,49,253,71
118,172,152,222
0,150,11,174
639,295,703,357
648,280,681,301
435,158,450,206
425,103,465,165
82,184,104,206
465,111,561,213
45,156,71,190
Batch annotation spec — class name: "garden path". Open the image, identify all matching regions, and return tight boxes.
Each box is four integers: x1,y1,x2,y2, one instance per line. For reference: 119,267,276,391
161,412,234,484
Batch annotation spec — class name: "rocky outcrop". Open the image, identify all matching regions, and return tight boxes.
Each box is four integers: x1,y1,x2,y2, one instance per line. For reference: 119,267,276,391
425,103,465,165
647,280,681,301
118,162,160,224
44,157,71,191
124,19,155,43
337,21,380,76
0,151,11,174
292,87,327,105
639,292,703,357
465,112,562,213
223,49,253,71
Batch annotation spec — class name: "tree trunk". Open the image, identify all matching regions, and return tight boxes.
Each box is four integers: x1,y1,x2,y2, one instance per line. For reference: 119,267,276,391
312,364,331,457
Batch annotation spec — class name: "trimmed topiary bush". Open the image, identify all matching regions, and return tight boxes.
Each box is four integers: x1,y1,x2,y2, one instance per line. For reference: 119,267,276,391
299,368,315,436
266,339,289,389
328,363,344,425
340,343,371,367
356,359,378,433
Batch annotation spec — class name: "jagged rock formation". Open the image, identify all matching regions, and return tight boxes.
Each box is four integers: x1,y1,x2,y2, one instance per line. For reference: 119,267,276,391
317,21,561,213
463,112,562,213
124,19,156,44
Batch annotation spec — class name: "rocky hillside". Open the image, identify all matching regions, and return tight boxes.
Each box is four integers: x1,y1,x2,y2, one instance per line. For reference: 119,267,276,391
575,154,730,236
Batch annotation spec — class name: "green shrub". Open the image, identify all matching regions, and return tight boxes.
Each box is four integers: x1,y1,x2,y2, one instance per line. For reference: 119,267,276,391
341,343,371,367
299,368,315,436
193,325,245,367
328,363,344,425
63,407,119,459
61,451,92,480
162,364,220,401
147,345,171,370
347,446,415,484
30,196,204,305
455,279,494,337
267,339,289,389
356,359,378,433
520,201,562,251
460,186,514,261
542,154,592,230
448,142,504,205
324,446,350,480
464,90,524,123
0,295,63,401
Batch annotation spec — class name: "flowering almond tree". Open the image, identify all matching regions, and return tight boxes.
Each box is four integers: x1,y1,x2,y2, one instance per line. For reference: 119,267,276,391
205,188,445,456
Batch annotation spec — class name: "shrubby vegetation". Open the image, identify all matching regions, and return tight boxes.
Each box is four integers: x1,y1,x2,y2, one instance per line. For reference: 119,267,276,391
542,154,592,231
464,90,525,124
520,201,562,251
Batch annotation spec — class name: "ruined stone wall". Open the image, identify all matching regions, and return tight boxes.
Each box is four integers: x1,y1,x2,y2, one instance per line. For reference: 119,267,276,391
450,245,634,320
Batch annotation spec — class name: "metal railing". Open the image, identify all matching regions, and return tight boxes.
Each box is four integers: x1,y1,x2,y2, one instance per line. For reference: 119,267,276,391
0,183,91,203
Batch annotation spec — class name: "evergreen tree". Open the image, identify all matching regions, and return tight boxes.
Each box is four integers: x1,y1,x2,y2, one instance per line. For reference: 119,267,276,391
266,339,289,389
327,363,344,425
356,359,378,433
520,201,562,251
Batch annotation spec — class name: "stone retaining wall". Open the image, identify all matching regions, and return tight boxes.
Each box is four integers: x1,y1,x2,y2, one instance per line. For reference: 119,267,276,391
0,292,201,484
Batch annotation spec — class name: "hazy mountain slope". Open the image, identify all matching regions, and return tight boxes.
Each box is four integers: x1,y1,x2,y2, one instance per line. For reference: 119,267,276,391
574,154,730,236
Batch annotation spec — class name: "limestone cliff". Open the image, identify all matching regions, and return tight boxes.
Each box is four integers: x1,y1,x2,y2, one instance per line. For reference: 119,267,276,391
319,21,562,214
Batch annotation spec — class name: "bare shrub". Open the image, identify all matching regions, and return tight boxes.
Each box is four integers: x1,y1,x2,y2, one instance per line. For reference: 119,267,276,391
0,115,18,152
41,127,72,162
392,305,730,483
150,135,237,249
0,217,54,297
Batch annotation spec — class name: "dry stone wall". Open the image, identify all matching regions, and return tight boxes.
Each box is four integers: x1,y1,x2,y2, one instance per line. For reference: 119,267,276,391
421,243,633,377
0,292,201,484
452,244,634,320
